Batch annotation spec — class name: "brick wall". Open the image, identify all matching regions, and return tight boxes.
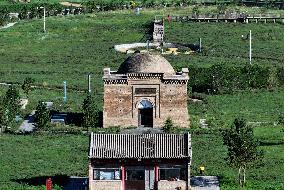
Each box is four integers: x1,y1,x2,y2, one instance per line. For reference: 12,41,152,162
103,77,189,128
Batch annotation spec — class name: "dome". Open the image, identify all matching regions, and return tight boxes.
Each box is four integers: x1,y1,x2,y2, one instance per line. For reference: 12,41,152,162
117,52,175,75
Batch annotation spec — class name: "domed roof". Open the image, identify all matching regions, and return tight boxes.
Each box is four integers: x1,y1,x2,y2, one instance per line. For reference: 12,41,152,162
117,52,175,75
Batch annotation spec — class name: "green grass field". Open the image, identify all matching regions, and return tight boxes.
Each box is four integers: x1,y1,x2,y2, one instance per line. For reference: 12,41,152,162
189,89,284,127
0,8,283,123
0,6,284,190
0,7,284,97
0,134,89,190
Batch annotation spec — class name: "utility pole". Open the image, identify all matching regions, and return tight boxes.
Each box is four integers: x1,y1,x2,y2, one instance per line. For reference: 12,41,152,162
249,30,252,64
43,7,46,33
63,81,67,102
39,6,46,33
199,38,202,53
88,74,91,94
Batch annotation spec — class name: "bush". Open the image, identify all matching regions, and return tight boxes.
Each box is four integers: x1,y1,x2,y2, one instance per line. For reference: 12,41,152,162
278,115,284,125
34,101,50,129
163,117,174,133
2,86,20,125
82,94,99,130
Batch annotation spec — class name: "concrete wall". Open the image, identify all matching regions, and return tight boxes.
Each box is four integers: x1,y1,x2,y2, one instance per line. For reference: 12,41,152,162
157,180,187,190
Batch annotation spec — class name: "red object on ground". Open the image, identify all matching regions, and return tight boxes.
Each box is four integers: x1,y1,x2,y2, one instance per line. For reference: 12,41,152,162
121,165,125,190
46,178,52,190
167,15,172,22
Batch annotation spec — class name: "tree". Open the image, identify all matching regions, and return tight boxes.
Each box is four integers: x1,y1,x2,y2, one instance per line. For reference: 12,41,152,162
82,94,99,130
192,5,200,17
163,117,174,133
22,77,35,98
222,118,263,187
35,101,50,128
0,100,9,129
3,86,20,124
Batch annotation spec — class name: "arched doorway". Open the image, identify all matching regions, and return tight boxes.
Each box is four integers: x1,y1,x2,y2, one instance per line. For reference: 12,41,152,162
138,100,153,128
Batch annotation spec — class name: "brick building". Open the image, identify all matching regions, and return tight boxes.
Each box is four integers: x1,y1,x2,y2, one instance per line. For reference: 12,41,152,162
88,133,192,190
153,19,164,44
103,52,189,128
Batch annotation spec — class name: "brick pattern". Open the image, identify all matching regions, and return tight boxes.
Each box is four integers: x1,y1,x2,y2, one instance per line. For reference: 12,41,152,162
103,76,189,128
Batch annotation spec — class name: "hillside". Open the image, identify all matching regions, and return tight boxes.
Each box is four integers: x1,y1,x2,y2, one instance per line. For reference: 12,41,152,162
0,6,283,190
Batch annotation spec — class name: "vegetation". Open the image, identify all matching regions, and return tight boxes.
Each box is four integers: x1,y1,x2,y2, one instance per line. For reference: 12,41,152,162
222,118,263,187
0,86,21,129
191,126,284,190
34,101,50,128
22,77,35,98
0,4,283,190
163,117,174,132
82,94,99,130
189,89,284,128
0,134,89,190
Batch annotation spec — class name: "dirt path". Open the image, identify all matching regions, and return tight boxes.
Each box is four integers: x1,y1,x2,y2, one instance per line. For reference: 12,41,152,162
60,2,82,7
18,110,36,133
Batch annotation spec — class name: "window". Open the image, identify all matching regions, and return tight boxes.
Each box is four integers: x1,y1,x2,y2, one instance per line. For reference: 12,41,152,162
159,166,186,181
93,168,121,180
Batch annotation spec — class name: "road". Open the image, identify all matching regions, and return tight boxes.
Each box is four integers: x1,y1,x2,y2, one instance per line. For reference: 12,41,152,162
18,110,36,133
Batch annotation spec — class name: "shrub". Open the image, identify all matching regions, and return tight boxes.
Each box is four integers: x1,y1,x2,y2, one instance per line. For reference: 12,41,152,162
35,101,50,129
2,86,20,124
82,94,99,130
163,117,174,133
278,115,284,125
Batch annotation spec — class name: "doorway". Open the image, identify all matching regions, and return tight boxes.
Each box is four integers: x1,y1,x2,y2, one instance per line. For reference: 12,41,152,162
138,100,153,128
125,167,155,190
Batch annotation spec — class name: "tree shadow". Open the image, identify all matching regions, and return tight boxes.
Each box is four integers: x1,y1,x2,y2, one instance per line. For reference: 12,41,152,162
98,110,103,127
50,110,84,126
13,175,70,187
171,43,200,52
140,21,154,42
259,140,284,146
13,175,88,190
50,110,103,128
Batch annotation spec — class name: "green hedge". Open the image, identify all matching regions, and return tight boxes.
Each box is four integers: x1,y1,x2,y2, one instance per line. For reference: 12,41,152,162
188,64,283,94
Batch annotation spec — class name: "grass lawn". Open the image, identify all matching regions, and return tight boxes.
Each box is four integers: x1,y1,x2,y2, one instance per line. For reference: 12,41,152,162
0,134,89,190
189,89,284,126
